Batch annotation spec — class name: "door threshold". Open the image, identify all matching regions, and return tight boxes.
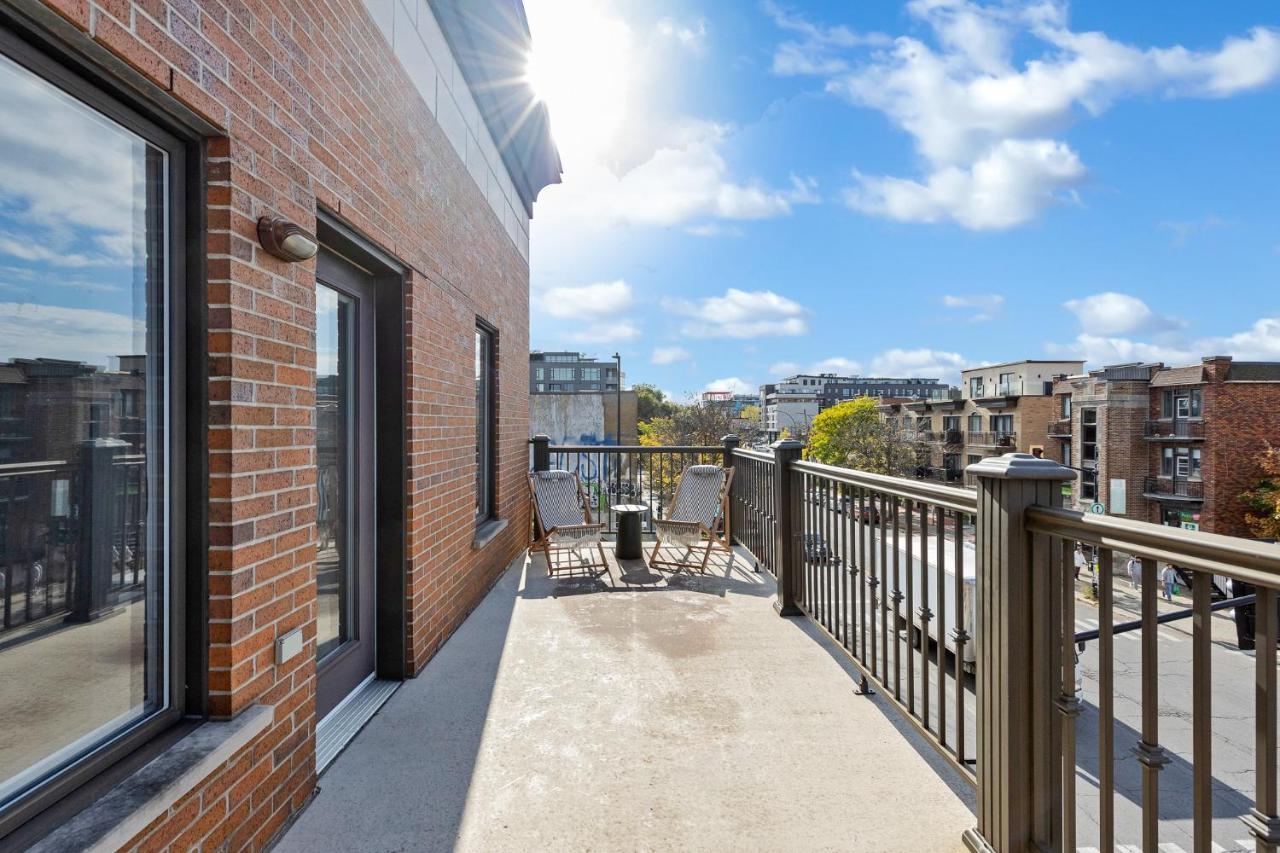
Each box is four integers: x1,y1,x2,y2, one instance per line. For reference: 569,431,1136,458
315,676,399,774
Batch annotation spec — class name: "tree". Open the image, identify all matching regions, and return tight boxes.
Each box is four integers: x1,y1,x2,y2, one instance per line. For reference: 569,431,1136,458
635,383,678,424
806,397,925,477
1241,445,1280,539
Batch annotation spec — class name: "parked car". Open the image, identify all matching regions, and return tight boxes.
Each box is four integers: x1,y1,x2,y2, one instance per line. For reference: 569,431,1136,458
803,533,830,565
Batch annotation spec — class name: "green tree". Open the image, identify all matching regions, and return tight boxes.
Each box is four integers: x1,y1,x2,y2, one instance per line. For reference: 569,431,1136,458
1241,445,1280,539
807,397,924,477
635,383,678,424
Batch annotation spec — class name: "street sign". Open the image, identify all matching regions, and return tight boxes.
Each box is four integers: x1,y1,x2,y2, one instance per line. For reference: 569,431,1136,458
1089,502,1106,515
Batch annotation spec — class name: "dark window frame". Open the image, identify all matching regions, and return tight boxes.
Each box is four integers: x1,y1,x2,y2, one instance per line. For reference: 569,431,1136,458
0,24,197,842
475,320,498,524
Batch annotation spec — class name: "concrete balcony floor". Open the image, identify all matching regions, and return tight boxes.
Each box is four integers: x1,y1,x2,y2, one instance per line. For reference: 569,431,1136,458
278,543,975,852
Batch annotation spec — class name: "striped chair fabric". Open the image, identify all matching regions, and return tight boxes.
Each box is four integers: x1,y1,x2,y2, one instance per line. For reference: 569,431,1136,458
532,470,601,545
656,465,725,548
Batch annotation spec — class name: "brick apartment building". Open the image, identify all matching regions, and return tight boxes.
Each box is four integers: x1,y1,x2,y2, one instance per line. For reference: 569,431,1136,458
880,359,1083,484
1050,356,1280,537
0,1,558,849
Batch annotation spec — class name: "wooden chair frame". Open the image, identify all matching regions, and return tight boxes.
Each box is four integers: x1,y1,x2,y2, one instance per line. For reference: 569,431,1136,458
529,471,609,575
649,466,735,573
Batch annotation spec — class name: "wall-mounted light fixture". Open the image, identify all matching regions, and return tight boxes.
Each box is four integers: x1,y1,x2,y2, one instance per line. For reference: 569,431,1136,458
257,216,318,262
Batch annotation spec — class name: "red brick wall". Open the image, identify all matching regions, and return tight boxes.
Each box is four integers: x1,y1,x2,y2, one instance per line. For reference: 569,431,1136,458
29,0,532,848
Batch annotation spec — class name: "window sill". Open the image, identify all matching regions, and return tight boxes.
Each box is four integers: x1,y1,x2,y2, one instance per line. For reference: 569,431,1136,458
472,518,508,551
30,705,273,853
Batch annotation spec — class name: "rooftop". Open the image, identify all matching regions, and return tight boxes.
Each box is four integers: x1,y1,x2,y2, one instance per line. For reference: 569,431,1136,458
278,547,974,852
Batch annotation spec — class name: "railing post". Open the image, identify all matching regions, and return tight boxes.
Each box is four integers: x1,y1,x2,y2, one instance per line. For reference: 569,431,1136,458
722,434,739,546
771,439,803,617
963,452,1074,853
720,433,740,469
66,438,128,623
531,434,550,473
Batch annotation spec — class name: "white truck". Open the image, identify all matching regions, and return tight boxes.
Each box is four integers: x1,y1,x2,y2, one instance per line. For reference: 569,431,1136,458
877,528,978,669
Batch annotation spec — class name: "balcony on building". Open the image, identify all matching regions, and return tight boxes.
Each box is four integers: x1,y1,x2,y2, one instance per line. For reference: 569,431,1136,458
1144,418,1206,440
1143,475,1206,501
1046,417,1073,438
967,430,1017,448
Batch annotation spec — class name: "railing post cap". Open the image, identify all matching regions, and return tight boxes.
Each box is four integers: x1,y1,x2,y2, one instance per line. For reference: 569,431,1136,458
530,434,550,442
771,439,804,452
721,433,740,444
966,452,1073,481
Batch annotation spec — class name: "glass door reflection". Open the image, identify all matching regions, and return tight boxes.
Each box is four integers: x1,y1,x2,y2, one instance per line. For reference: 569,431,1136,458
315,284,353,661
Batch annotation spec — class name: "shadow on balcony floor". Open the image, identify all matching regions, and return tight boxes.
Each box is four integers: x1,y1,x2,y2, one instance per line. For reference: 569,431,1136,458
277,546,975,852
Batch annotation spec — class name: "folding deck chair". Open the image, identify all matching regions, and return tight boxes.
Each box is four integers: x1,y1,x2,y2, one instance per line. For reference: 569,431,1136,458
529,470,608,575
649,464,735,572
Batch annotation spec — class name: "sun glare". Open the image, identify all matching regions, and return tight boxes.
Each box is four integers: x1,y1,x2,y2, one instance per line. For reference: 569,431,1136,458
524,1,632,163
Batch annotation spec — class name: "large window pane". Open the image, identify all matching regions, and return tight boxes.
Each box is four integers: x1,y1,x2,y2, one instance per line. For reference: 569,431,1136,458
475,327,494,521
315,285,352,661
0,51,168,805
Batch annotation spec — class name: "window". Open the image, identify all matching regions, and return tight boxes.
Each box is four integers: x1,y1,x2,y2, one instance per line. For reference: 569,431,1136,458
475,324,496,521
942,416,960,431
533,367,543,380
548,368,574,381
969,378,984,397
990,414,1014,435
1063,444,1072,469
581,368,601,380
1163,388,1203,418
1060,395,1071,418
1163,447,1201,479
0,40,185,826
1191,448,1202,478
968,412,982,433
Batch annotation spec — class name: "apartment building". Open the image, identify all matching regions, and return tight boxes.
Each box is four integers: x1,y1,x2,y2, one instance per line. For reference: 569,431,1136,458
0,1,557,849
1051,356,1280,537
881,359,1084,484
529,351,621,393
762,372,950,440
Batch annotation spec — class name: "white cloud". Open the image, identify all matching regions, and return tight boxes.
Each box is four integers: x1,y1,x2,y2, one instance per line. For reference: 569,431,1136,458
657,17,706,52
943,292,1005,322
868,348,968,382
684,222,744,238
664,288,809,339
539,280,633,319
0,301,142,367
703,376,756,396
1157,215,1226,247
764,0,889,76
844,139,1086,229
1062,292,1182,336
1049,293,1279,366
768,361,800,376
568,320,641,344
809,356,862,374
773,2,1280,229
651,345,691,365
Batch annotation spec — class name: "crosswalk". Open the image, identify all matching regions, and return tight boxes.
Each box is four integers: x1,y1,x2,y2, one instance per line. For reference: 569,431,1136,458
1074,617,1188,643
1077,840,1259,852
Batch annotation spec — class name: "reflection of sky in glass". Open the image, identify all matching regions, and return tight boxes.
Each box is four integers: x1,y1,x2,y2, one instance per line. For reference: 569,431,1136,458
0,52,152,368
316,286,339,378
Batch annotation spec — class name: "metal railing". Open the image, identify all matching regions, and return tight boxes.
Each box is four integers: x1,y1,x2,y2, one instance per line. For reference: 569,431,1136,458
1047,418,1072,437
1145,418,1206,440
1024,506,1280,853
968,431,1017,447
728,448,777,576
530,437,726,533
1143,475,1205,499
729,440,979,783
0,451,147,644
925,429,965,445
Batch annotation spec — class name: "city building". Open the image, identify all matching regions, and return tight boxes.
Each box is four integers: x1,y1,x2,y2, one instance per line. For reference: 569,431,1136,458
1050,356,1280,537
0,1,558,849
529,351,621,393
881,359,1085,484
761,372,951,441
700,390,760,417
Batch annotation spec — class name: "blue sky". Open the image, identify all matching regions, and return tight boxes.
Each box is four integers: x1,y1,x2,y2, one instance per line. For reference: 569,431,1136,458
523,0,1280,399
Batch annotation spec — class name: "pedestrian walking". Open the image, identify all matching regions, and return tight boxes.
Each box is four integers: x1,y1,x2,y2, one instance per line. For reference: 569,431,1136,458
1074,544,1088,580
1161,564,1177,601
1126,555,1141,590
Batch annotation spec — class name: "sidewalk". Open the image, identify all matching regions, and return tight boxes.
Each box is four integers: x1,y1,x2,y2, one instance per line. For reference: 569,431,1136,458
1075,568,1244,645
